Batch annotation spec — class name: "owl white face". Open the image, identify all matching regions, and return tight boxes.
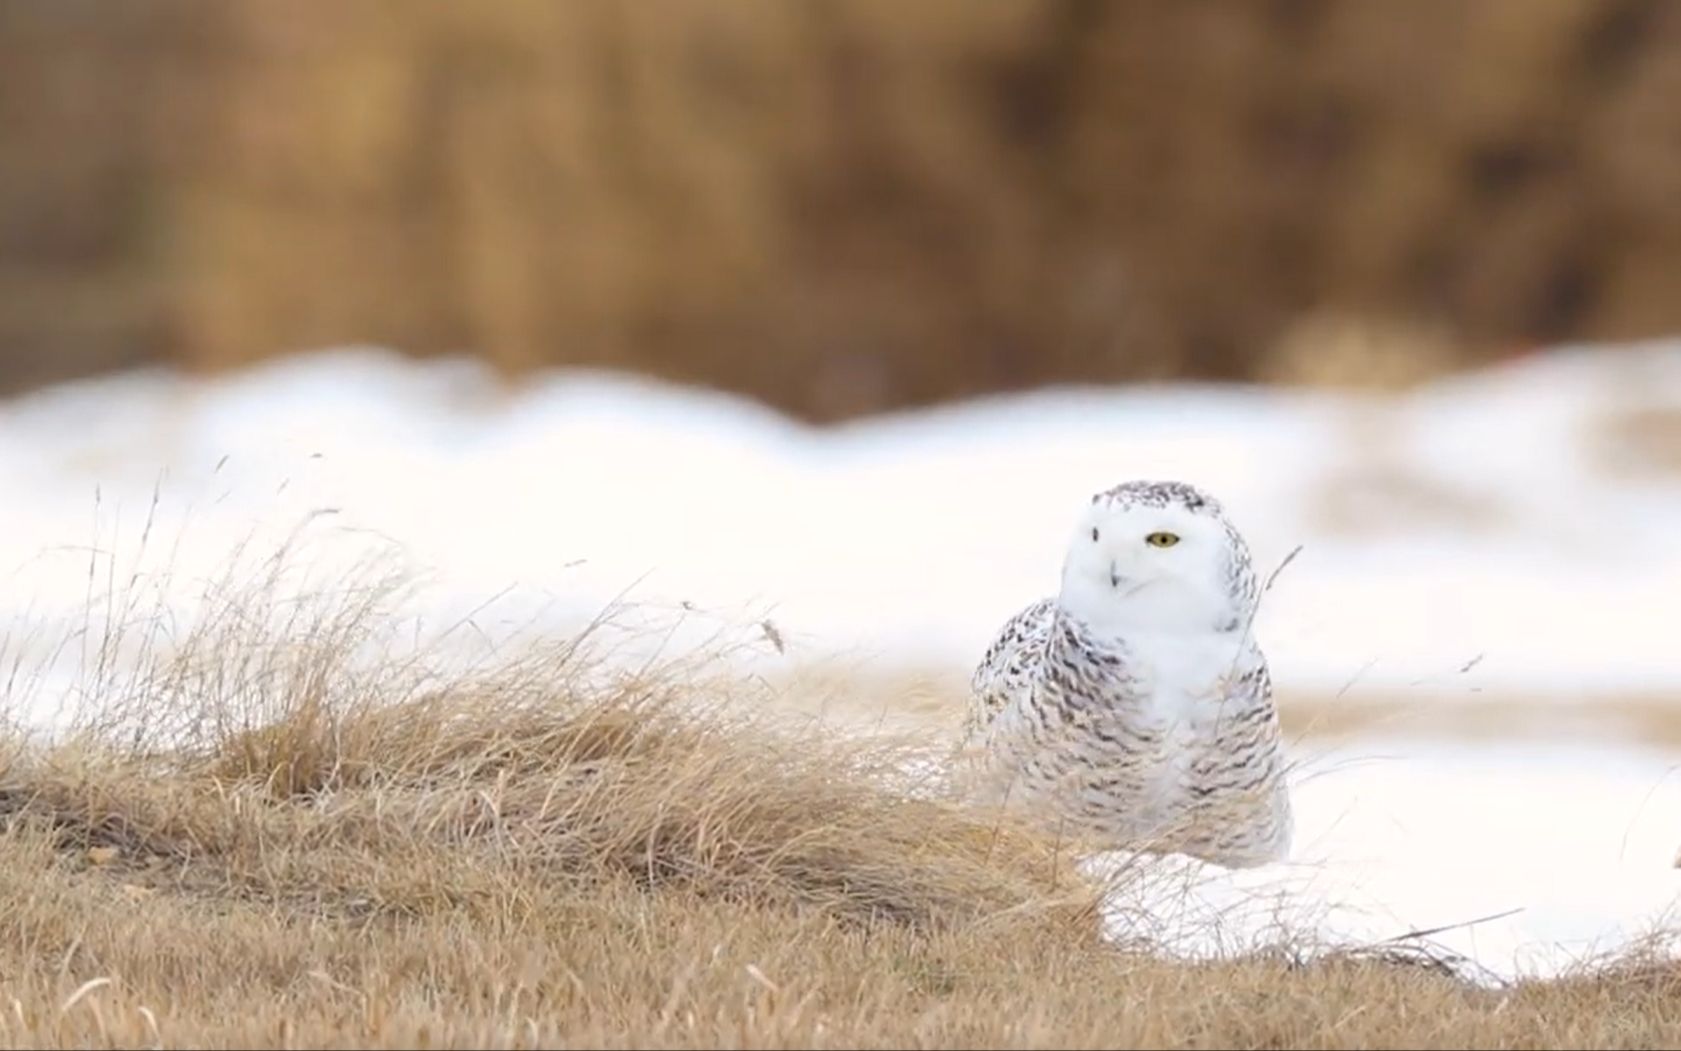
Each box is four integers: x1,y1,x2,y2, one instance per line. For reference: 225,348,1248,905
1058,484,1248,635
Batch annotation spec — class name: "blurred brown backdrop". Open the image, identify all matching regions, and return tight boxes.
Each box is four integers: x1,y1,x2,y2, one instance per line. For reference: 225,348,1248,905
3,0,1680,421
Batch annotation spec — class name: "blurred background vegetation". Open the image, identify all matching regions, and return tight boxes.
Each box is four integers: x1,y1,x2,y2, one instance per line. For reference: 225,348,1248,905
3,0,1680,421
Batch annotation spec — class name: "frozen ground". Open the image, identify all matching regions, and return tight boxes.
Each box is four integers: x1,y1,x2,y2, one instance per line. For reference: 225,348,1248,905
0,341,1678,981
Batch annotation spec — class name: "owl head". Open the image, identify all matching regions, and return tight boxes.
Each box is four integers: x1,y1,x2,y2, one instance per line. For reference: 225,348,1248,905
1058,480,1259,636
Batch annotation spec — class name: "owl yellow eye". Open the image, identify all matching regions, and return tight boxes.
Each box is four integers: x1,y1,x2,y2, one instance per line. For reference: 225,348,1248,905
1145,531,1180,548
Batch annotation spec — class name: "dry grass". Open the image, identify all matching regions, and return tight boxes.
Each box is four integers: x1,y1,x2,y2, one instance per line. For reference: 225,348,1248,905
13,1,1681,417
1,555,1680,1048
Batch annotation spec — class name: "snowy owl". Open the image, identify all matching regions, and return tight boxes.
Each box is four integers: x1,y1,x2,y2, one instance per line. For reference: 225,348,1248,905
955,479,1292,868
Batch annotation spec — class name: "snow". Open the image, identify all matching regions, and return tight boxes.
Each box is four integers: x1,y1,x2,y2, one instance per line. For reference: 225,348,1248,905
1101,736,1681,984
7,342,1681,701
0,340,1679,981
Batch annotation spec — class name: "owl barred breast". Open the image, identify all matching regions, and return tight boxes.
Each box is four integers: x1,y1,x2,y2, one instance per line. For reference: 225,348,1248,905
955,480,1293,869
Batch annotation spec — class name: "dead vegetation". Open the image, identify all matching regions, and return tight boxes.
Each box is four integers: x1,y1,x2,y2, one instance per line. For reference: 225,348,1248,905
9,2,1681,417
1,554,1679,1048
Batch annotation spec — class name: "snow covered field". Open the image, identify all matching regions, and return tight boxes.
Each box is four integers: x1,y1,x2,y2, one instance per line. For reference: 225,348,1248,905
5,340,1679,703
1104,735,1681,983
0,341,1679,982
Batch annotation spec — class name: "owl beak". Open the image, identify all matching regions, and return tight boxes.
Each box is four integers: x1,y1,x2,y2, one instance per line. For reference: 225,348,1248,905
1110,562,1122,589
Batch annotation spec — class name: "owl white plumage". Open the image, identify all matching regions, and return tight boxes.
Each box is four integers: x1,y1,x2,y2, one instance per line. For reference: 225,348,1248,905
955,479,1292,869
